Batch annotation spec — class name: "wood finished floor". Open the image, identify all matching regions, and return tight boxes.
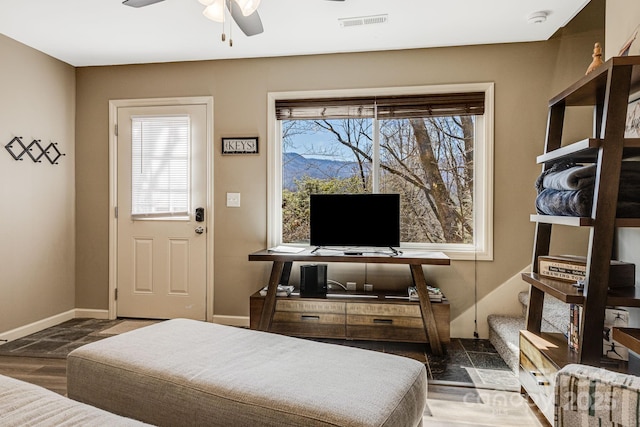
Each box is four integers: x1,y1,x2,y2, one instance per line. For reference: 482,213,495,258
0,354,549,426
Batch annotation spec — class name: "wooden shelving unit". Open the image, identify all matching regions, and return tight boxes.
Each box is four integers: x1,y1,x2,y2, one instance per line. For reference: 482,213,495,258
521,56,640,423
522,273,640,307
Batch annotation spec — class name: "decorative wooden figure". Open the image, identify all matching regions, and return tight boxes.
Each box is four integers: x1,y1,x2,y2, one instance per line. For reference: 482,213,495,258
586,42,604,75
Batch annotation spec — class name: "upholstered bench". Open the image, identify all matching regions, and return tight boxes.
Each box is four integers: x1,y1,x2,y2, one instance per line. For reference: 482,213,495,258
67,319,426,427
0,374,152,426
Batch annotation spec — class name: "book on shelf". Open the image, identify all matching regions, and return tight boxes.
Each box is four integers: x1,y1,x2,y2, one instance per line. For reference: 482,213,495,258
568,303,580,351
568,305,629,361
408,286,443,302
259,285,294,297
538,255,635,288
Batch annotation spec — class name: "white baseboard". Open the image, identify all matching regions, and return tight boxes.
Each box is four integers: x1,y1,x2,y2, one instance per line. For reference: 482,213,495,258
0,308,111,343
0,309,76,343
211,315,250,328
0,310,248,343
75,308,110,319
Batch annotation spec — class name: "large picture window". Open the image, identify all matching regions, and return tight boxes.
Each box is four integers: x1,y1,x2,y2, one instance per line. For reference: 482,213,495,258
267,84,493,260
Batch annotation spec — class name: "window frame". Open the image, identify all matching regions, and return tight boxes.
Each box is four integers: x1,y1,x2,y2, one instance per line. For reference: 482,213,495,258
130,114,192,221
267,83,494,260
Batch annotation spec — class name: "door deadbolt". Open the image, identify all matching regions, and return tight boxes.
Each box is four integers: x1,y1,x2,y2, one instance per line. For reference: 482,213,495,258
195,207,205,222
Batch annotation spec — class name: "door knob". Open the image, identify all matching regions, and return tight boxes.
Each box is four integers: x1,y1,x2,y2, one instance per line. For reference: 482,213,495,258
195,226,205,234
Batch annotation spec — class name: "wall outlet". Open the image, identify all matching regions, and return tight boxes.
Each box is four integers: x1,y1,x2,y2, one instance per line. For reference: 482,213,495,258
226,192,241,207
346,281,356,291
364,283,373,292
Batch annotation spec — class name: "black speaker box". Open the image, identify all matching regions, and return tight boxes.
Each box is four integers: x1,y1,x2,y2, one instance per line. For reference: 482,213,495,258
300,264,327,297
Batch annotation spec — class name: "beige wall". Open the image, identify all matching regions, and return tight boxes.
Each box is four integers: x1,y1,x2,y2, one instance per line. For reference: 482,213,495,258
0,34,76,333
0,0,605,338
75,2,603,336
608,0,640,328
605,0,640,59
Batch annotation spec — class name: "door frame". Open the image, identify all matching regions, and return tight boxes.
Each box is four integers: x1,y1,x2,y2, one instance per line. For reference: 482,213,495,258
108,96,215,321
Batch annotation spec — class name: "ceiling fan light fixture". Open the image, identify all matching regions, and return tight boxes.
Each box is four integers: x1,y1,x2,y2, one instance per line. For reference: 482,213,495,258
203,0,225,22
234,0,261,16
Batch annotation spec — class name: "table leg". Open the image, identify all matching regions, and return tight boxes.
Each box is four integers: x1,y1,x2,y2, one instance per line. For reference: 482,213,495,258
258,261,286,331
410,264,443,355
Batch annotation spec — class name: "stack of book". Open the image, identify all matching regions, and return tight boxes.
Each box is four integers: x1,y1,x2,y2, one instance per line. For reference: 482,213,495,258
568,304,629,360
539,255,634,356
408,286,444,302
538,255,634,289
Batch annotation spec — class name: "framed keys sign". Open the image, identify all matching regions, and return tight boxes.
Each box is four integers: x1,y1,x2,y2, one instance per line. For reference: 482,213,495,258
222,137,258,155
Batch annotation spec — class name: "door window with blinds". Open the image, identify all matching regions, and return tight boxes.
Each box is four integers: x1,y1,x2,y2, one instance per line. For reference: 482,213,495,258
131,115,191,220
270,84,494,259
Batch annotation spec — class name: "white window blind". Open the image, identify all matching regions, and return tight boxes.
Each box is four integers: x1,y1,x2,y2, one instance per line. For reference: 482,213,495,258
131,115,190,219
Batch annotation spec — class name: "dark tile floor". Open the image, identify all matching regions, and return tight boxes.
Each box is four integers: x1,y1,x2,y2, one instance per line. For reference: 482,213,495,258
312,336,519,390
0,318,122,359
0,319,519,390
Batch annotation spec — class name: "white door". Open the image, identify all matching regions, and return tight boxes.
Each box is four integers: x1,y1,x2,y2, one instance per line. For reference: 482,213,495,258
116,103,208,320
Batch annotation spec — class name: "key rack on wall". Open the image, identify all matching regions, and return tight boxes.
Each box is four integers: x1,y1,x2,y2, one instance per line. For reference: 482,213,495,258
5,136,65,165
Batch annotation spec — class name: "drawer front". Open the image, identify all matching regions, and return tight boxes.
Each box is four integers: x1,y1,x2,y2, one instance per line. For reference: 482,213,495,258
518,365,555,425
271,310,346,339
519,333,560,379
347,302,426,342
274,312,344,325
269,322,346,338
520,352,553,388
347,324,427,342
519,332,558,425
346,302,421,317
269,312,346,338
276,299,345,314
347,314,424,329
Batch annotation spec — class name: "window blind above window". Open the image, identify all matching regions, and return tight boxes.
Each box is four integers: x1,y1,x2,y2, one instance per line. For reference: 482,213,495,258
131,115,190,219
275,92,485,120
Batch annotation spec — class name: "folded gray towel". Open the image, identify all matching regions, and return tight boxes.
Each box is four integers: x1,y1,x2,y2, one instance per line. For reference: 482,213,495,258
536,160,640,192
542,164,596,191
536,187,640,217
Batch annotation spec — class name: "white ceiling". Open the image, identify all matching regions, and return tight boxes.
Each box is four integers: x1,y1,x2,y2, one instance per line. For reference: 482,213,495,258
0,0,591,67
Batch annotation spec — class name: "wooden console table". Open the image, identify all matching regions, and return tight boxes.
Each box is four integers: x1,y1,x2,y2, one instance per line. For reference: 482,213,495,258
248,249,450,355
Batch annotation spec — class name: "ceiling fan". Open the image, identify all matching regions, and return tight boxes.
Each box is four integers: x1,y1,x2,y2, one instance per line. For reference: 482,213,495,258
122,0,345,38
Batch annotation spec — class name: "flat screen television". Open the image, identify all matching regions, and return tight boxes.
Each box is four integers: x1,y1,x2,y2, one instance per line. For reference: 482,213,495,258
309,193,400,248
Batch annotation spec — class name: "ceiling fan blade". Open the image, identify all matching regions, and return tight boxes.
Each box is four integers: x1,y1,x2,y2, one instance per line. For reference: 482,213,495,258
122,0,165,7
227,1,264,36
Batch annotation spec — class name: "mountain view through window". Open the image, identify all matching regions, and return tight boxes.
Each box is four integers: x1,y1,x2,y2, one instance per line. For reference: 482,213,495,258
281,115,476,246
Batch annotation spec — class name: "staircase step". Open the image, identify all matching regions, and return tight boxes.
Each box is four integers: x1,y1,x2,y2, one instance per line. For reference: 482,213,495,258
518,290,568,335
489,290,571,375
487,314,523,374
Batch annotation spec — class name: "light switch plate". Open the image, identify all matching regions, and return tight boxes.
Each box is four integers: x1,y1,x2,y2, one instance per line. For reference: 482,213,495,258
226,192,241,207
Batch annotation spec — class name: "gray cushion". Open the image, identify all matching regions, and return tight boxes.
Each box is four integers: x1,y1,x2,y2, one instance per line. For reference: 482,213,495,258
67,319,426,427
0,374,151,426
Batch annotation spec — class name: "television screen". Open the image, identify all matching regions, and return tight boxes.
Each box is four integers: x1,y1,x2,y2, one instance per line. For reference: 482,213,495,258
309,193,400,248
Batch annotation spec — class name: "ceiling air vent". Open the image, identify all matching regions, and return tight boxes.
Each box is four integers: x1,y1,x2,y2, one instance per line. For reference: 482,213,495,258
339,14,388,28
